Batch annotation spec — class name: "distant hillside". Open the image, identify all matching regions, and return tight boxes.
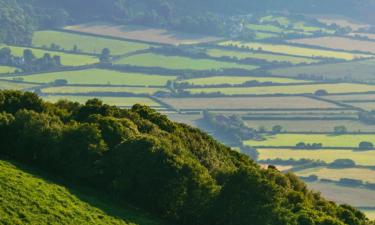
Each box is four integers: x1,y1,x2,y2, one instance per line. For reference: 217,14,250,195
0,159,164,225
0,90,373,225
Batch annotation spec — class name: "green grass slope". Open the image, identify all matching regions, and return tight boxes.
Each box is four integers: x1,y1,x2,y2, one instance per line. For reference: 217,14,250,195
0,160,164,225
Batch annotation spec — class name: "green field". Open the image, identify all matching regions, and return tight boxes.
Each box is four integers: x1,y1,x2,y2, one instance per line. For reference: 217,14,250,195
254,32,279,40
219,41,369,60
42,86,167,95
5,69,175,86
0,66,19,74
0,160,162,225
245,134,375,148
206,48,319,64
296,167,375,183
245,119,375,132
0,80,38,90
247,24,285,33
257,149,375,166
42,95,161,107
186,83,375,95
0,44,99,66
114,53,257,71
270,59,375,83
180,75,308,86
32,30,151,55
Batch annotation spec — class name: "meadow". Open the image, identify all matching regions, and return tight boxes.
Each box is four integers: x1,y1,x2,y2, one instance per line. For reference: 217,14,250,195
253,32,279,40
0,45,98,66
160,96,340,110
219,41,369,60
0,80,39,90
247,24,285,33
186,83,375,95
245,119,375,132
289,36,375,53
257,149,375,166
42,95,162,108
179,75,309,86
41,86,168,95
270,59,375,83
0,160,162,225
115,53,257,71
206,48,319,64
32,30,151,55
245,133,375,148
296,167,375,183
5,69,176,86
0,66,19,74
65,23,222,45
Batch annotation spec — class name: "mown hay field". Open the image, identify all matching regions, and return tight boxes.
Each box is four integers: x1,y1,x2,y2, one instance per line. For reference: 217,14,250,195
0,80,38,90
245,133,375,148
160,96,341,110
179,75,309,86
4,69,175,86
32,30,151,55
206,48,319,64
41,86,168,95
42,95,161,108
289,36,375,53
186,83,375,95
65,23,223,45
219,41,370,60
114,53,257,71
296,167,375,183
257,148,375,166
0,44,98,66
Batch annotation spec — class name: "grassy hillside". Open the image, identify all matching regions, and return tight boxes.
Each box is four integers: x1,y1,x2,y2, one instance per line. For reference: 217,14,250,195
0,160,164,225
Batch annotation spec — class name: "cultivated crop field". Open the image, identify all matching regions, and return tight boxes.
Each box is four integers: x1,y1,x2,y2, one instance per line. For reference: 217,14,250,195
32,30,151,55
41,86,168,95
160,96,340,110
257,149,375,166
270,59,375,83
289,36,375,53
65,23,223,45
42,95,161,108
114,53,257,71
245,119,375,132
245,133,375,148
186,83,375,95
206,48,319,64
4,69,176,86
0,45,98,66
179,75,308,86
218,41,369,60
296,167,375,183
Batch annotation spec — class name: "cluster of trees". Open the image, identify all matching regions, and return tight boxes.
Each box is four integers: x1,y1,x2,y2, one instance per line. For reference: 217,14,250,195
0,47,61,72
0,90,372,225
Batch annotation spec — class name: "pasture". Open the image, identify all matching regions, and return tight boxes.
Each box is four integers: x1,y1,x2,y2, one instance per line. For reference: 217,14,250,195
289,36,375,53
244,133,375,148
257,149,375,166
160,96,340,110
4,69,176,86
115,53,257,71
247,24,284,33
42,95,161,107
245,119,375,133
219,41,369,60
180,76,309,86
186,83,375,95
32,30,151,55
65,23,222,45
323,94,375,102
253,32,279,40
270,59,375,83
0,80,38,90
296,167,375,183
41,86,168,95
0,45,98,66
206,48,319,64
0,66,19,74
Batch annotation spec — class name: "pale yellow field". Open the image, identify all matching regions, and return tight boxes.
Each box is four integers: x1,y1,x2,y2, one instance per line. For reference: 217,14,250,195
296,167,375,183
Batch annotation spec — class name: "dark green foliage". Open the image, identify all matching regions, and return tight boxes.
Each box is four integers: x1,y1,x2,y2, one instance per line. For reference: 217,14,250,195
0,90,373,225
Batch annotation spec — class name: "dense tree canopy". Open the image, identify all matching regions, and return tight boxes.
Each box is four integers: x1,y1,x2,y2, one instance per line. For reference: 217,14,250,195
0,90,373,225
